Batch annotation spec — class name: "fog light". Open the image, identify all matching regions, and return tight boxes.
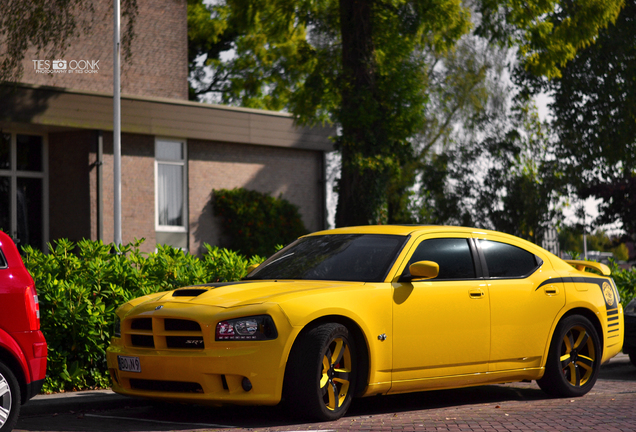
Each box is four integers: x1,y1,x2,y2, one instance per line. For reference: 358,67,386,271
242,377,252,392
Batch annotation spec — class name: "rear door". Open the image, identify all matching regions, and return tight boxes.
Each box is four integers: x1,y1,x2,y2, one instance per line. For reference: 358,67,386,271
475,236,565,372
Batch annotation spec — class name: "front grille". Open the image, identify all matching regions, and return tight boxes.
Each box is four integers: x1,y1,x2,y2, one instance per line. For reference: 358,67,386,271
130,379,203,393
165,319,201,331
131,318,152,330
131,334,154,348
166,336,205,349
125,317,205,349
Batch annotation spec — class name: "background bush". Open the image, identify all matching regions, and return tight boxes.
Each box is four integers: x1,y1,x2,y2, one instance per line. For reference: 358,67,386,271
213,188,307,257
23,238,263,393
610,260,636,306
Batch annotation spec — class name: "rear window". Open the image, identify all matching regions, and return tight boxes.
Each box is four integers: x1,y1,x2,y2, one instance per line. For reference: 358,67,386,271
479,239,539,278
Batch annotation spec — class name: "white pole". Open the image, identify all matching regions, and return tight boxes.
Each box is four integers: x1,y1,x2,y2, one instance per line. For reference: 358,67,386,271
583,211,587,260
113,0,122,246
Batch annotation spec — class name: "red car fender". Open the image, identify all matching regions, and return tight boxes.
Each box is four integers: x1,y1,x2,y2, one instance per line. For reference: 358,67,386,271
0,326,30,383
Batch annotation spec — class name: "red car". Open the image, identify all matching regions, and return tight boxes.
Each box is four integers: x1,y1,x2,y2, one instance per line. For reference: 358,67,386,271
0,231,47,431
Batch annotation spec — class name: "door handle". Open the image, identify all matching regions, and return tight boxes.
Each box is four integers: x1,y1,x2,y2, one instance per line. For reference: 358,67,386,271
469,289,485,299
544,285,559,296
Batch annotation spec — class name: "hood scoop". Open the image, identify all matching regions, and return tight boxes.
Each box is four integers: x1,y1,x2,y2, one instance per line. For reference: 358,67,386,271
172,288,209,297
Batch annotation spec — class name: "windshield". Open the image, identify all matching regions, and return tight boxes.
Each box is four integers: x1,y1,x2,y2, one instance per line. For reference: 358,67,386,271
245,234,407,282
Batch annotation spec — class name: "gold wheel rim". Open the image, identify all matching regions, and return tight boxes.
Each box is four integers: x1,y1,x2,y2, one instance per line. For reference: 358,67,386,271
559,325,595,387
320,337,352,411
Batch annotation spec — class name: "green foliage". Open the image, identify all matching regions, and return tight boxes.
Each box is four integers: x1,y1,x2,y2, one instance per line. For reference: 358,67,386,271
559,228,629,261
213,188,307,257
609,260,636,306
22,238,263,393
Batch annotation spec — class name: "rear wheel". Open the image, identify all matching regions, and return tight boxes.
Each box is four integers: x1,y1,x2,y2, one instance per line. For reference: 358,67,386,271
284,323,356,421
629,353,636,368
537,315,601,397
0,361,20,432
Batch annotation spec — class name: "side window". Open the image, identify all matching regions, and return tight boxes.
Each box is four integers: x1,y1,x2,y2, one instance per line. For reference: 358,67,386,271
479,239,539,278
402,238,476,280
0,248,6,269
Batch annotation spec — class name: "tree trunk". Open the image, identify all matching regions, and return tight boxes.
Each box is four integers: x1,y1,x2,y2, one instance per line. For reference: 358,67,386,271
335,0,387,227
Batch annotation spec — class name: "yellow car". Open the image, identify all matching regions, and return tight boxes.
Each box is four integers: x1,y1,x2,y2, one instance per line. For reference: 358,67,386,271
106,226,624,421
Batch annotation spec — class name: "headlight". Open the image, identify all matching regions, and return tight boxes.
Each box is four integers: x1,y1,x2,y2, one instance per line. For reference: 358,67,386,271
113,315,121,337
625,298,636,316
215,315,278,341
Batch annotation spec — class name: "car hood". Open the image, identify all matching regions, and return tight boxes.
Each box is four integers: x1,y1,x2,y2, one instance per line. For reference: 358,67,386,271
144,280,364,309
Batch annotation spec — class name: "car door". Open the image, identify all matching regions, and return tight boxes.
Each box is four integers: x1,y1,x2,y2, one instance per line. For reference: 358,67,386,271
474,236,566,372
390,234,490,393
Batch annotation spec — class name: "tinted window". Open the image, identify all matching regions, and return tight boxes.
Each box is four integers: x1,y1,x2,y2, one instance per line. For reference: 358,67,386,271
0,248,6,268
479,240,538,278
402,238,475,280
246,234,407,282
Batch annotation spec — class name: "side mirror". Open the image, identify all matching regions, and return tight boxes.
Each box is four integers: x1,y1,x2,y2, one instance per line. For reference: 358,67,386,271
408,260,439,280
246,264,260,274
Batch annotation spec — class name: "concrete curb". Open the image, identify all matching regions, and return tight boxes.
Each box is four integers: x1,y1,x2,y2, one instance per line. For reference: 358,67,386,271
21,390,148,416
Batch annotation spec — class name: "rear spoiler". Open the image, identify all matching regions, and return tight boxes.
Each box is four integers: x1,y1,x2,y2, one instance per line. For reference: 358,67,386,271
564,260,611,276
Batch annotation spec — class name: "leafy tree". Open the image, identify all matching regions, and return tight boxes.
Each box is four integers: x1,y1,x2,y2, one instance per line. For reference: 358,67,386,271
188,0,623,228
0,0,138,82
418,101,567,245
518,0,636,236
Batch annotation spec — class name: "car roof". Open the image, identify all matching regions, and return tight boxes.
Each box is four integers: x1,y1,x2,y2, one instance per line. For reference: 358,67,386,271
307,225,504,237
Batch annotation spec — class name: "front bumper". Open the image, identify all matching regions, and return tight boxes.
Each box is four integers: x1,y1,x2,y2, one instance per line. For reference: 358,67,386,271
106,303,296,406
107,338,288,405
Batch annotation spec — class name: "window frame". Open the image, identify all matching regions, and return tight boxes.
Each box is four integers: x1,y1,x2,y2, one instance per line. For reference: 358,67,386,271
398,236,482,282
154,138,188,233
475,238,543,280
0,131,49,250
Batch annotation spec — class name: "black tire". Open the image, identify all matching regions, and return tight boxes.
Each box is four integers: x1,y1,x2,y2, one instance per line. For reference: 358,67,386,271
629,353,636,368
537,315,601,397
0,361,20,432
283,323,356,421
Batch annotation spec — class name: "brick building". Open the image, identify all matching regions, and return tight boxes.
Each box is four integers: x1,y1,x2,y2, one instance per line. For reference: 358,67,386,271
0,0,332,254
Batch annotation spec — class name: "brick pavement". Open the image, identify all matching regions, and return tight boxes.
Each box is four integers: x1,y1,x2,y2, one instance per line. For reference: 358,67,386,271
222,379,636,432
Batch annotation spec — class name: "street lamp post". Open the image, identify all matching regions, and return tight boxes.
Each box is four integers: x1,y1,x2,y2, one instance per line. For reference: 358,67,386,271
113,0,122,246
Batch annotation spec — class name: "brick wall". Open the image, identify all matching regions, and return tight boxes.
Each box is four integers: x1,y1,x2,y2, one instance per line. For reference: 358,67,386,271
48,131,325,255
188,139,325,254
20,0,188,100
99,132,157,251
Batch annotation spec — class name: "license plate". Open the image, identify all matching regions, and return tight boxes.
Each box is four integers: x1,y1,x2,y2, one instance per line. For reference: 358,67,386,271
118,356,141,373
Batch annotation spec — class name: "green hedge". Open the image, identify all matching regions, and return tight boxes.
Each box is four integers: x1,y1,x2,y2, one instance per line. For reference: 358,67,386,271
22,238,263,393
610,260,636,306
213,188,307,257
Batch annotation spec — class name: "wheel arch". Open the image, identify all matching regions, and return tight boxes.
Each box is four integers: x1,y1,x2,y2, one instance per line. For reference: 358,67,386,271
0,346,28,404
542,307,604,370
286,315,370,397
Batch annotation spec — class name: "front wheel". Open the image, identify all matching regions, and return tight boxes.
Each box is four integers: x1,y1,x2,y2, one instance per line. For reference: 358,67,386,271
283,323,356,421
537,315,601,397
0,361,20,432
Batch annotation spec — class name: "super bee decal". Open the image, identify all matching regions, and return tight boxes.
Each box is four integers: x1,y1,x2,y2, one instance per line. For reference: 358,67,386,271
537,277,618,307
537,277,621,337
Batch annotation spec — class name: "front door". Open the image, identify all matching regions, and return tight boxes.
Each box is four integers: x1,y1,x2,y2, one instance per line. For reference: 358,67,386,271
390,235,490,393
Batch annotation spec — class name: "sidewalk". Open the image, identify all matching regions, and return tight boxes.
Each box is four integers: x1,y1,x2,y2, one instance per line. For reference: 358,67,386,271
21,389,148,416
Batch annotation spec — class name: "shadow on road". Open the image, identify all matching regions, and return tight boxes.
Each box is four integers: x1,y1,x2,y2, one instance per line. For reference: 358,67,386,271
16,356,636,431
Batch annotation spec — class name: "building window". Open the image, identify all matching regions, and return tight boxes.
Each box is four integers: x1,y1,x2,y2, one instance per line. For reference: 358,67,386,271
155,138,187,232
0,132,47,249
